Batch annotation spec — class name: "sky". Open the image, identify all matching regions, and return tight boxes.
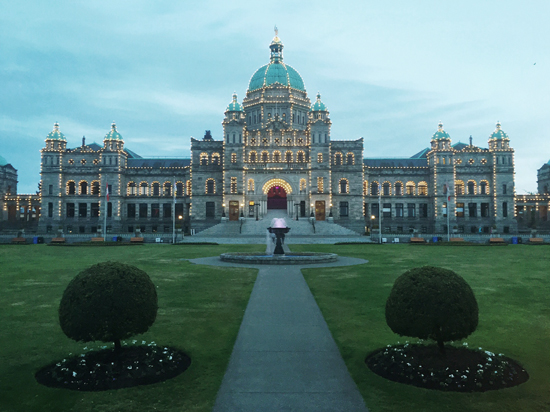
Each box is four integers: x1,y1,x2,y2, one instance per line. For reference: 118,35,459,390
1,0,548,194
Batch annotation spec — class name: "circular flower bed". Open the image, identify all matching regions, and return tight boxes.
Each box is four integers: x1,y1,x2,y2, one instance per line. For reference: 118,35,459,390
366,342,528,392
35,341,190,391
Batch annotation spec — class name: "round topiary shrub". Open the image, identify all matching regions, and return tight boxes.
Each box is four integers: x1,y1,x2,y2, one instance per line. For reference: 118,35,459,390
385,266,478,353
59,262,158,351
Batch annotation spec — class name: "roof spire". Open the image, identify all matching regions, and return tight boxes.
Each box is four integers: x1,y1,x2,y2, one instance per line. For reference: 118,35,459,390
274,25,278,37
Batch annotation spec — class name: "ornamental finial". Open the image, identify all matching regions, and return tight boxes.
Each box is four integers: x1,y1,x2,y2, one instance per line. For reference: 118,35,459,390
438,121,443,131
274,25,278,37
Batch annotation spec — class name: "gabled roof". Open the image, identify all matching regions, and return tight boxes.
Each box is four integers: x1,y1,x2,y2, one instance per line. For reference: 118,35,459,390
127,158,190,168
410,148,429,159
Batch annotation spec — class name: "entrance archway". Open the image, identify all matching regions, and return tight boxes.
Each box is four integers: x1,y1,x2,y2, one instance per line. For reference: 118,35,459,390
267,186,287,209
263,179,292,211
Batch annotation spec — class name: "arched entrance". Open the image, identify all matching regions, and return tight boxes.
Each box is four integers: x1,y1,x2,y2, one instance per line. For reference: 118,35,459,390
267,186,287,209
263,179,292,211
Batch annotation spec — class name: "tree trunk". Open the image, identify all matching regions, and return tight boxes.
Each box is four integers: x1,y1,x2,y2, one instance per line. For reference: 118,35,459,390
437,338,446,356
114,339,121,354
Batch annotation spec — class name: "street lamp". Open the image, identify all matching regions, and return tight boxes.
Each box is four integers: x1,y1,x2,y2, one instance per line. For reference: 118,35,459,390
329,203,333,217
255,204,259,221
222,203,226,218
294,203,299,220
310,203,314,218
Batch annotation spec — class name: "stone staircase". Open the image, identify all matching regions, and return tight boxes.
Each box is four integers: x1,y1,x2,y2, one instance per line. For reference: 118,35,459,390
194,210,361,238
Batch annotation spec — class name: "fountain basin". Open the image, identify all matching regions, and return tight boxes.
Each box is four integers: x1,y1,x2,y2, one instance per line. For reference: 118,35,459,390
219,252,338,265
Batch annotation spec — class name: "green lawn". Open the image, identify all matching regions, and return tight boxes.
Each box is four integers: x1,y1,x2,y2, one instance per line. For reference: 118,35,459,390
0,244,262,412
294,244,550,412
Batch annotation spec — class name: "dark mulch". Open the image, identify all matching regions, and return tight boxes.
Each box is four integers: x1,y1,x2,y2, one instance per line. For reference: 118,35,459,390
366,343,529,392
36,345,191,391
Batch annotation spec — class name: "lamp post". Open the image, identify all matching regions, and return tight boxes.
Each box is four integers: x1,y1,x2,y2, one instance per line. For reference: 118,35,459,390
177,215,183,241
255,203,259,221
370,214,376,236
329,203,333,217
294,203,299,221
310,203,314,218
222,203,226,218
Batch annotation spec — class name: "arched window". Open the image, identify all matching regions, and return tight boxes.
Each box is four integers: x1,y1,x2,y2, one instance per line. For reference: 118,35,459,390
79,181,88,195
273,151,281,162
211,153,220,165
480,181,489,195
152,182,160,196
200,153,208,165
370,181,379,196
127,182,137,196
340,179,349,194
206,179,215,194
297,151,305,162
334,152,342,165
176,182,184,196
420,181,432,195
406,181,415,195
67,181,76,195
139,182,148,196
395,182,403,196
261,151,269,162
91,181,100,195
285,151,293,162
249,151,257,162
467,180,476,195
300,179,306,191
346,152,354,165
163,182,172,196
382,182,390,196
455,180,464,195
247,179,254,192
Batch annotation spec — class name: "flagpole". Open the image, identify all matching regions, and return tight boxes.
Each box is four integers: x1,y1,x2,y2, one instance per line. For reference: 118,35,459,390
104,181,108,241
378,178,382,244
447,194,451,242
172,177,176,244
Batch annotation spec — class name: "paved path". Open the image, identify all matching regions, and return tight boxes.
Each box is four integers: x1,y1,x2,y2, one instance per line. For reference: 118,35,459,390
189,253,369,412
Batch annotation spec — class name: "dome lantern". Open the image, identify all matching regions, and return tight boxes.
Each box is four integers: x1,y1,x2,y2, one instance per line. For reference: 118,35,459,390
46,122,67,141
104,122,123,141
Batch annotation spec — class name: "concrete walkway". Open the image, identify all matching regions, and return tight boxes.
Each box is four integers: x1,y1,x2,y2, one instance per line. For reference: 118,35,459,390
189,253,369,412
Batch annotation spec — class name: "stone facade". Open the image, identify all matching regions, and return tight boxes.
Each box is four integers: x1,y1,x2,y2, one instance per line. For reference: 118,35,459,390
0,34,524,236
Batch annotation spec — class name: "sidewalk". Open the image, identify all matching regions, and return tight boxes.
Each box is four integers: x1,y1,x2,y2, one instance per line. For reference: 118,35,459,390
189,253,369,412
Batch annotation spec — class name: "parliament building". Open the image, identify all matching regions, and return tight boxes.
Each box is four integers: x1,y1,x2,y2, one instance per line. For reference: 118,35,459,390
3,34,525,236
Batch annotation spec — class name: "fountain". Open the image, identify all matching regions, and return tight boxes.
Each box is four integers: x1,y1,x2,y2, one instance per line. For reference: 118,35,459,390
219,218,338,265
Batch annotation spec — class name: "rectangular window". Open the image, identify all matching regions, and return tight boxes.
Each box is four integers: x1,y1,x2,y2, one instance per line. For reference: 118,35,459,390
442,202,447,217
79,226,85,233
481,203,490,217
383,203,391,218
48,184,53,195
468,203,477,217
176,204,184,220
107,202,112,218
419,203,428,218
371,203,379,218
78,203,87,218
339,201,349,217
502,184,507,194
503,202,508,217
151,203,160,218
395,203,403,218
407,203,416,218
503,226,510,233
127,203,136,218
139,203,148,218
383,185,390,196
163,203,172,218
471,226,478,233
48,202,53,218
65,203,74,218
128,225,134,233
91,203,100,217
364,203,369,217
397,226,403,233
230,177,237,194
317,177,324,193
456,202,464,217
206,202,215,217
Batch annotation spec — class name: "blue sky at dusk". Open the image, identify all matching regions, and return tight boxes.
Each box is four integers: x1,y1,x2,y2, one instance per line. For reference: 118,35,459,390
1,0,548,193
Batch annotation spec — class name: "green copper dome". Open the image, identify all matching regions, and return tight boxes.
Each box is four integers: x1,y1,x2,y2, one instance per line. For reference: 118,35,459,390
432,122,451,140
0,155,8,166
311,93,327,112
489,121,509,140
46,122,67,141
104,122,123,141
226,93,243,112
248,34,305,92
